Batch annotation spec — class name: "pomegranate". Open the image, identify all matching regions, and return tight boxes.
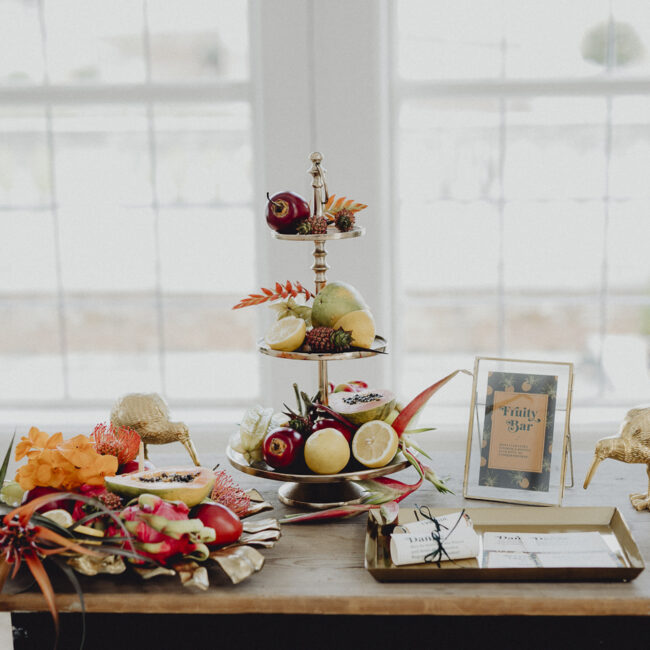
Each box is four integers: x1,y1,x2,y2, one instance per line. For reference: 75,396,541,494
263,427,304,469
265,191,310,233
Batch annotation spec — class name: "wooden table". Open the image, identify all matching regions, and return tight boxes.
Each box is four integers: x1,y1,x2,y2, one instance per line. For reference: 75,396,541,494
2,450,649,619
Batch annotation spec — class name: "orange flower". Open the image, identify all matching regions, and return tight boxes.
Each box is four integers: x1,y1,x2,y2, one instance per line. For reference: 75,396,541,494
58,435,97,468
15,427,50,461
15,464,37,491
77,454,118,486
14,429,119,491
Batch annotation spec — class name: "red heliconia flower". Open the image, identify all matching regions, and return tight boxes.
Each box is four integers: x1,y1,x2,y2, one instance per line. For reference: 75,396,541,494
0,493,102,640
91,423,141,465
211,470,250,517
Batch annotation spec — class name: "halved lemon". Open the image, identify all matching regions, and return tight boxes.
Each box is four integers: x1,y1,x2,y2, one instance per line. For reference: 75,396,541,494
265,316,306,351
42,509,74,528
351,420,399,468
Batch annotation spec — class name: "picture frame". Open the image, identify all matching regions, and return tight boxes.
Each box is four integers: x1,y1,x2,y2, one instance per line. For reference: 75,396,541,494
463,357,574,506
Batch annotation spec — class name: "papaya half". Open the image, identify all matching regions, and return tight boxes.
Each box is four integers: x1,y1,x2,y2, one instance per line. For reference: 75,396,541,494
104,467,215,507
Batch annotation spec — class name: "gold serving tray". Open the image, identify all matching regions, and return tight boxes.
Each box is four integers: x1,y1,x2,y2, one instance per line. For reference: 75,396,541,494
257,335,387,361
365,506,645,582
271,226,365,241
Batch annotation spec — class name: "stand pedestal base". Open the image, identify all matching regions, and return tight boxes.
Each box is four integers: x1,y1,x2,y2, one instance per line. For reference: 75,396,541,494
278,481,367,509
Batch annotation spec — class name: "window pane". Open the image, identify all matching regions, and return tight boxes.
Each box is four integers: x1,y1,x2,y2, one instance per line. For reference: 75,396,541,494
158,207,255,294
611,0,650,77
165,351,258,401
0,211,57,293
58,207,157,292
68,353,161,399
0,0,43,85
398,98,500,202
504,0,609,78
503,201,604,293
611,97,650,199
602,304,650,402
504,98,606,201
400,201,500,293
164,296,259,401
155,103,252,205
397,0,502,80
503,300,600,401
148,0,249,81
53,106,151,206
0,296,64,400
66,294,160,354
0,108,50,207
44,0,146,83
607,201,650,294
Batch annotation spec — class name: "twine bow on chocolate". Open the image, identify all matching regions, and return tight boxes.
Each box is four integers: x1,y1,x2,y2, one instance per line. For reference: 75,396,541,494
414,505,466,568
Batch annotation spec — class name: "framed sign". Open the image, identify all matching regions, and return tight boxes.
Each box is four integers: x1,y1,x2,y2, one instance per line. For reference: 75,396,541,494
463,357,574,506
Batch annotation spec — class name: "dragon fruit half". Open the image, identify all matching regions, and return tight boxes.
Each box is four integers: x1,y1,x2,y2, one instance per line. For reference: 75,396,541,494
120,493,216,565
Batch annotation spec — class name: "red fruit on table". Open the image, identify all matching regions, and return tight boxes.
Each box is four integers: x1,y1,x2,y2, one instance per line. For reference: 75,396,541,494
349,380,368,390
119,459,156,474
266,191,310,233
334,380,368,393
311,418,354,443
263,428,304,469
22,486,72,513
193,503,243,548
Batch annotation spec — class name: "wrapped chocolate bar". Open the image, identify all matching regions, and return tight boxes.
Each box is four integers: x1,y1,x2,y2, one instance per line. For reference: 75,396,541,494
390,510,479,567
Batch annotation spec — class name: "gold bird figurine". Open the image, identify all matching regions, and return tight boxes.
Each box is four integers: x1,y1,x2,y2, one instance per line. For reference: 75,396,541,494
583,406,650,511
110,393,201,466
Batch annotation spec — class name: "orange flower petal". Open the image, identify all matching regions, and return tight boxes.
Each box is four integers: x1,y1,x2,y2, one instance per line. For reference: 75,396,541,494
45,432,63,449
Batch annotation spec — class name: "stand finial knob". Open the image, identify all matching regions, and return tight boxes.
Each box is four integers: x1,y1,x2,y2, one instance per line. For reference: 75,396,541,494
310,151,323,163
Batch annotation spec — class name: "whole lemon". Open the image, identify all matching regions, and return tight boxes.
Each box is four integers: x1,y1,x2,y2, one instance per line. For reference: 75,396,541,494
304,428,350,474
334,309,375,349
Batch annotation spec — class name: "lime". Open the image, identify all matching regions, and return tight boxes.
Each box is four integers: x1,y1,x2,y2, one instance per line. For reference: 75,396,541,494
304,428,350,474
265,316,306,352
0,481,24,507
352,420,399,468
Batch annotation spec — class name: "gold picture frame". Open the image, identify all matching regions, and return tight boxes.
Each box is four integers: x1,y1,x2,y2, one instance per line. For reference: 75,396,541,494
463,357,574,506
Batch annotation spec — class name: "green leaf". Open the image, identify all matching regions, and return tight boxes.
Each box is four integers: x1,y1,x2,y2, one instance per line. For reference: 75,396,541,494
0,431,15,486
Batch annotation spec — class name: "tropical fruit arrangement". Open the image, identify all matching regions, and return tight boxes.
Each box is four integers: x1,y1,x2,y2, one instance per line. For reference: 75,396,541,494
265,191,367,235
0,422,280,635
232,380,436,475
235,279,377,354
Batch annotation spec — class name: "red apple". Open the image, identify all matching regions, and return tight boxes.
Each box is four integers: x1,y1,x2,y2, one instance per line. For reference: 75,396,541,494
266,191,310,233
194,503,243,548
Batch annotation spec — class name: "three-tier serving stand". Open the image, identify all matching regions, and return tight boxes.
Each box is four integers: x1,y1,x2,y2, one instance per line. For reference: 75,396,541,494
227,153,409,509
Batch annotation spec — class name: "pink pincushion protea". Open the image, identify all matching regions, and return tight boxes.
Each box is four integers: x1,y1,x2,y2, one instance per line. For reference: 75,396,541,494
211,470,250,517
91,422,141,465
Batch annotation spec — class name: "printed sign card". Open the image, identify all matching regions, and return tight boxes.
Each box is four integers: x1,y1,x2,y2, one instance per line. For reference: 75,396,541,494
478,371,557,492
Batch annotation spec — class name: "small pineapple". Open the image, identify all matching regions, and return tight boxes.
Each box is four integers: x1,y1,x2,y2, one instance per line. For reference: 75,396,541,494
295,216,328,235
334,209,355,232
295,219,312,235
303,326,352,353
309,216,328,235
